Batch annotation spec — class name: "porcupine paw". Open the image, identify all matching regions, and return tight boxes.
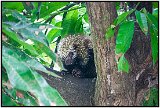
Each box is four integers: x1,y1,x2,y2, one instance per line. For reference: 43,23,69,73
72,68,84,78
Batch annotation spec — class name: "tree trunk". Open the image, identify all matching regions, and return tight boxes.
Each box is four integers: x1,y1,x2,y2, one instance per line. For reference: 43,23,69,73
86,2,135,106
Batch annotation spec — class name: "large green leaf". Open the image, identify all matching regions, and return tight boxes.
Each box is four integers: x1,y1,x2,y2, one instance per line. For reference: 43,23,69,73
32,40,57,62
147,13,158,31
114,9,135,26
3,12,57,62
2,2,24,11
3,42,59,78
146,12,158,65
4,21,50,46
40,2,69,18
16,90,39,106
117,54,130,73
47,21,62,43
2,24,39,56
115,21,134,54
61,6,79,37
74,16,83,33
2,44,68,106
135,11,148,36
150,24,158,65
2,93,19,106
3,87,39,106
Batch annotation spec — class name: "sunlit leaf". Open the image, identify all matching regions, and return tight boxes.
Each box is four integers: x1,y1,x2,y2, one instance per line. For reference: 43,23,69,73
117,54,130,73
2,44,68,106
75,16,83,33
115,21,134,54
135,11,148,36
32,40,57,62
153,8,158,19
83,13,89,23
2,24,39,56
114,9,135,26
61,6,79,37
47,21,62,43
150,24,158,65
2,2,24,11
3,42,59,78
40,2,69,18
147,13,158,31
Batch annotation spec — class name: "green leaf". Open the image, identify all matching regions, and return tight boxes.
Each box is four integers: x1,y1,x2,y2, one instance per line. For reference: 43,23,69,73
153,8,158,19
2,24,39,56
83,13,89,23
2,93,19,106
2,66,9,83
152,2,158,9
3,42,59,78
16,90,39,106
2,44,68,106
47,21,62,43
32,40,57,62
75,16,83,33
150,24,158,65
147,13,158,31
2,2,24,11
105,25,115,39
115,2,120,10
117,54,130,73
12,11,27,22
115,21,134,54
3,88,17,100
114,9,135,26
143,87,158,106
40,2,69,18
61,6,79,37
135,11,148,36
4,22,49,46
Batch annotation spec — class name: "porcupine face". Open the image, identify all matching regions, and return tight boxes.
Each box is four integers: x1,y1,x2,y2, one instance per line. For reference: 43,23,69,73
57,36,78,66
57,35,92,66
57,35,96,78
64,50,77,66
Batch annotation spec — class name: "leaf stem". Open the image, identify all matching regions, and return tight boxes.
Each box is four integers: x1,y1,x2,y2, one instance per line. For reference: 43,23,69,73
134,2,140,10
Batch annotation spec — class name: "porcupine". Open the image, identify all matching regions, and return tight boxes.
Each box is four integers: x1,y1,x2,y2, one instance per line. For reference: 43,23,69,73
57,35,96,78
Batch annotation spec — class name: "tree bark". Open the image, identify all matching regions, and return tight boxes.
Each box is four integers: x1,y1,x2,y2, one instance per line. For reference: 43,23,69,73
125,2,158,105
86,2,135,106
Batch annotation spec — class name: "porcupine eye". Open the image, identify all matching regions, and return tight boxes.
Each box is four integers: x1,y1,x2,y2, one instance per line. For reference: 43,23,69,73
65,50,77,66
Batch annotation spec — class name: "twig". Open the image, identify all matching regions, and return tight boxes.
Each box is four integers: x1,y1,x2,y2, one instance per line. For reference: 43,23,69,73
134,2,140,10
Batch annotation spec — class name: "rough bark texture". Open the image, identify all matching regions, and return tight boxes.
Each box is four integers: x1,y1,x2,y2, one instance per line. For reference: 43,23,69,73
125,2,158,106
86,2,135,106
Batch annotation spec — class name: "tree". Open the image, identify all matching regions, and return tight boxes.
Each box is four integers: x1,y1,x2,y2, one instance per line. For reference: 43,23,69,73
86,2,158,106
86,2,135,106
